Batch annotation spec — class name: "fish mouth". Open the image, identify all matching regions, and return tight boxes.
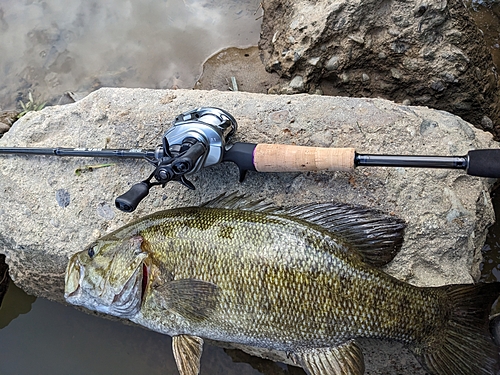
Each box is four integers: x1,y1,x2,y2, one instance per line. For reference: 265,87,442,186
65,259,150,318
106,263,146,317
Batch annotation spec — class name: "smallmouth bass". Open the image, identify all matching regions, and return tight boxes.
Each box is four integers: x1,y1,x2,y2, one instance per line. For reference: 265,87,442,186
64,194,500,375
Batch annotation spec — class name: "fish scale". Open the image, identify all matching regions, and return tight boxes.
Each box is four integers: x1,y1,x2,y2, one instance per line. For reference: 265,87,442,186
65,196,500,375
134,208,441,349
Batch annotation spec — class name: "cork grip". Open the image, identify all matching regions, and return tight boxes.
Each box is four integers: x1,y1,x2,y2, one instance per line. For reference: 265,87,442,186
253,144,356,172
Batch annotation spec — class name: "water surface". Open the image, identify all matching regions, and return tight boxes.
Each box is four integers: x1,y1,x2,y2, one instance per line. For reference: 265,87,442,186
0,0,261,109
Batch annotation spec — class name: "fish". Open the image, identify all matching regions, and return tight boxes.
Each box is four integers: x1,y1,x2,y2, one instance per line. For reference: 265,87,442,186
64,193,500,375
490,312,500,347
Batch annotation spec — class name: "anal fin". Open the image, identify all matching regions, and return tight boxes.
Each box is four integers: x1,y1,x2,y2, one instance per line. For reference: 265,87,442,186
172,334,204,375
292,340,365,375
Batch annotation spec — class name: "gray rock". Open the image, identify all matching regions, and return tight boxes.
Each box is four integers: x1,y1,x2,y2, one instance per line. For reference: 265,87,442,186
289,75,304,90
0,110,17,134
0,87,497,374
0,122,10,134
259,0,500,138
55,188,71,208
325,55,340,71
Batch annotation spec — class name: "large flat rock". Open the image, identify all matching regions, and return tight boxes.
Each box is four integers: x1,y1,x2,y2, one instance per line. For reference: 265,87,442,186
0,87,497,373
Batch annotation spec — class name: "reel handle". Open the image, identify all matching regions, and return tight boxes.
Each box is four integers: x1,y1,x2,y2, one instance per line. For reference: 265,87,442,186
115,182,151,213
172,142,207,174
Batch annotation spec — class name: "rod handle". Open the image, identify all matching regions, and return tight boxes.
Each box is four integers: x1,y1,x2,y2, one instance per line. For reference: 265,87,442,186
253,144,356,172
467,149,500,178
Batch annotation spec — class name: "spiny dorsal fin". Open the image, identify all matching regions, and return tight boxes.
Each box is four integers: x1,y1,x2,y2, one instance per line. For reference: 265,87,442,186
202,193,405,267
172,335,204,375
292,340,365,375
154,279,219,323
281,203,406,267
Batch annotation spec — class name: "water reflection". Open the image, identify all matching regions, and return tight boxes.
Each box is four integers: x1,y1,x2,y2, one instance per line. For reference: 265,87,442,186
0,0,261,110
0,280,36,329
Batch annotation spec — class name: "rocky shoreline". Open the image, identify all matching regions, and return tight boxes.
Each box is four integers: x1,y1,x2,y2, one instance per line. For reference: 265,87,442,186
1,1,500,374
0,87,497,373
259,0,500,139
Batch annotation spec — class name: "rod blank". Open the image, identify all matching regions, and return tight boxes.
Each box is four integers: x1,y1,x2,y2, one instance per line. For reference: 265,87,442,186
0,147,157,159
355,154,468,170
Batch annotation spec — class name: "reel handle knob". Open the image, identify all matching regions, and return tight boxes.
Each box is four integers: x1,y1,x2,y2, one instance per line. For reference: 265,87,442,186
115,182,151,213
172,142,207,174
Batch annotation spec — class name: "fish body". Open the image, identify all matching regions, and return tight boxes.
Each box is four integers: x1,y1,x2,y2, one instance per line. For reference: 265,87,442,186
65,195,500,375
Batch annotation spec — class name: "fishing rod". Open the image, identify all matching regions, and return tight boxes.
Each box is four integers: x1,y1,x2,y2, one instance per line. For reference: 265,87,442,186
1,107,499,213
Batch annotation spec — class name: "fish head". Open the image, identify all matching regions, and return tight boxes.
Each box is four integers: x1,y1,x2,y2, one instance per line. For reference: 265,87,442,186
64,235,149,319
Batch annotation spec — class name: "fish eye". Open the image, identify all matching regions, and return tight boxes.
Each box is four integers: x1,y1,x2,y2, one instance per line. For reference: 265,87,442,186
87,246,96,258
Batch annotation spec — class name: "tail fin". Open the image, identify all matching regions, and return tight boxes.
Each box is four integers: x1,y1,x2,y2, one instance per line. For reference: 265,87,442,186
412,282,500,375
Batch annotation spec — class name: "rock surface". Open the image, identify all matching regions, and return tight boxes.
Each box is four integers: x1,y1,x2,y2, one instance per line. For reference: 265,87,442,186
0,87,497,373
259,0,500,137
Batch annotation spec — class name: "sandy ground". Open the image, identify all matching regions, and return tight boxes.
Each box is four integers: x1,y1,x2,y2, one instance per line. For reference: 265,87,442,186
195,46,282,93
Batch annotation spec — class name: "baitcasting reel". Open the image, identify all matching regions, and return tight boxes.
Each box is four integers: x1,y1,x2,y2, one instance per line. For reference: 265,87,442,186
115,107,237,212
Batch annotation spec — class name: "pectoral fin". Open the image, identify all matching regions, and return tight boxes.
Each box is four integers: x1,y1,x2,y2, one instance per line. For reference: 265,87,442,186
172,335,204,375
154,279,219,322
292,340,365,375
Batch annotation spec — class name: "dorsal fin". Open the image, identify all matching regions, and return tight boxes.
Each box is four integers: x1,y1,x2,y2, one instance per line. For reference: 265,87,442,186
281,203,406,267
202,193,406,267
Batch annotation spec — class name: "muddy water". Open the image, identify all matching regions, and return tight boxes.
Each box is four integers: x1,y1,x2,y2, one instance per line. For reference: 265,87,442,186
467,0,500,66
0,0,261,110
